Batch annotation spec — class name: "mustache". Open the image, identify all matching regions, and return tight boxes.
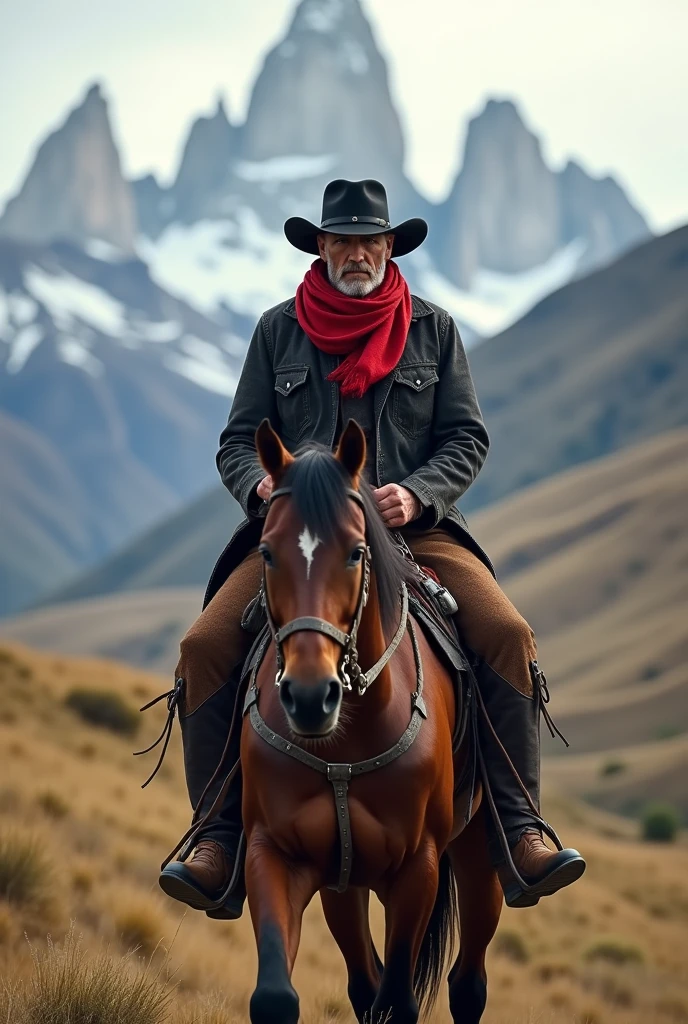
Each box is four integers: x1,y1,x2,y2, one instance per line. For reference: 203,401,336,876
340,261,373,275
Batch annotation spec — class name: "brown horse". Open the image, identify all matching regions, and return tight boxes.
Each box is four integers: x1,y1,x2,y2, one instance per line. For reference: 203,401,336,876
242,419,503,1024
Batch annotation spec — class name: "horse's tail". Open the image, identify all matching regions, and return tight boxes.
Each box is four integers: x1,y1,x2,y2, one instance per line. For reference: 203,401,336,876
413,850,459,1014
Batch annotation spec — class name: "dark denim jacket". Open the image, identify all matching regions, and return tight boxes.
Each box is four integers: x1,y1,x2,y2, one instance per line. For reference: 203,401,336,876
208,294,493,604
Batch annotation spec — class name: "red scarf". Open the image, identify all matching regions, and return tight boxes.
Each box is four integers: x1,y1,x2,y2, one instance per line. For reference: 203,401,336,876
295,259,412,398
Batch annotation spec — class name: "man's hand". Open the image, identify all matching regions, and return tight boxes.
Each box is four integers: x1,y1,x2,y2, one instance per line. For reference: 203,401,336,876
373,484,422,528
257,475,273,502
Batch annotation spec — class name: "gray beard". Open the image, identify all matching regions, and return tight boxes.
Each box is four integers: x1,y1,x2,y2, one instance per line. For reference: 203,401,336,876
327,256,387,297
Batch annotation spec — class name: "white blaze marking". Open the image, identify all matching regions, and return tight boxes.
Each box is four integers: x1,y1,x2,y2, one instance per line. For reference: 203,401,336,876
298,526,321,579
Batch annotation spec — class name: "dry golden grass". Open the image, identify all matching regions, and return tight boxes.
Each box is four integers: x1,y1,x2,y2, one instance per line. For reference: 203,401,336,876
0,639,687,1022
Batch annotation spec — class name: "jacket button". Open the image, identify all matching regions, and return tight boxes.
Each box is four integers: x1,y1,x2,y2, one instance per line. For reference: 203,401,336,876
415,379,421,385
285,382,291,389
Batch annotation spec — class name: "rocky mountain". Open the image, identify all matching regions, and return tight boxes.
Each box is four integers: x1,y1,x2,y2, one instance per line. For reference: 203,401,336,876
437,99,650,288
0,85,136,255
0,236,248,613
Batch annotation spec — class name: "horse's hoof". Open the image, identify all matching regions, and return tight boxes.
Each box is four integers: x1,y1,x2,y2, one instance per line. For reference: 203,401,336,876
449,970,487,1022
249,985,299,1024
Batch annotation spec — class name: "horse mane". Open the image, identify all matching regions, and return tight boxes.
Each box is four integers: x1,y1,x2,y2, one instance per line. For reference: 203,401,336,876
282,444,415,636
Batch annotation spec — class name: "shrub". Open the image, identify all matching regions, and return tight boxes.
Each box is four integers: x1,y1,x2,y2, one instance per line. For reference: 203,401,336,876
0,926,173,1024
65,688,140,737
642,803,682,842
114,896,169,956
36,790,70,819
584,938,644,965
0,831,53,911
494,928,530,964
600,759,625,777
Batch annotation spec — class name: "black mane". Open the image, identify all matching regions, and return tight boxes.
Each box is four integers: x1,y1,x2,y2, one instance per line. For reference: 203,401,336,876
282,444,414,635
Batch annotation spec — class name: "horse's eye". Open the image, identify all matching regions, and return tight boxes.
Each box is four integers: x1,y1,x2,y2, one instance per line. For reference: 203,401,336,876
259,546,273,567
347,547,365,567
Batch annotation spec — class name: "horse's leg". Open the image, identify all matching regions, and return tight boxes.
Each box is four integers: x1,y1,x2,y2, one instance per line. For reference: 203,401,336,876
246,834,319,1024
447,806,503,1023
370,843,440,1024
320,887,382,1022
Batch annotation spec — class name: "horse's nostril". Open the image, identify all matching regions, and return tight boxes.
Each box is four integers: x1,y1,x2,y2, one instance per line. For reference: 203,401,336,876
323,678,342,714
280,677,296,715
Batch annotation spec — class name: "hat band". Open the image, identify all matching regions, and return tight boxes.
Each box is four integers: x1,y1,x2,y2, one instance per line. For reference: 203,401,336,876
321,215,391,229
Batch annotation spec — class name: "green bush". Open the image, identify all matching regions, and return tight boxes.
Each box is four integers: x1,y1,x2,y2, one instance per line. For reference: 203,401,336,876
494,928,530,963
584,938,645,966
0,832,53,911
642,803,682,842
0,926,172,1024
600,759,626,777
65,688,140,737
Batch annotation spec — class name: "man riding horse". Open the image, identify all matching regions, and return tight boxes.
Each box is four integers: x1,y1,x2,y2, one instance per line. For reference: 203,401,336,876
157,178,585,918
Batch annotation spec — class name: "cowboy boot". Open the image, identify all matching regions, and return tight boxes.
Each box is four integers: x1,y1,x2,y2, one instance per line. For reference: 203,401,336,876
158,675,246,919
475,658,586,908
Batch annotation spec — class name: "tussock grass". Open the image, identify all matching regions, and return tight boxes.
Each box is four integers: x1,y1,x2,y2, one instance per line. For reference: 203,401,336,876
0,831,54,912
36,791,70,820
584,937,645,966
0,926,174,1024
113,895,170,956
65,688,140,738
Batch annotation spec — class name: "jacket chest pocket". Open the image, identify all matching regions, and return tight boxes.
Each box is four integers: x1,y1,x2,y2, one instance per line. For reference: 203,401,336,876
390,363,439,438
274,364,311,444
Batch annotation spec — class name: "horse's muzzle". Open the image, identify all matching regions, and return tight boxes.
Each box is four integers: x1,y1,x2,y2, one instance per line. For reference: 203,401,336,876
279,676,343,736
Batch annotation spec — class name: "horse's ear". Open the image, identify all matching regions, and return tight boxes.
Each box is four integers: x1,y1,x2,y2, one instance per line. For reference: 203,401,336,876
255,419,294,482
335,419,367,485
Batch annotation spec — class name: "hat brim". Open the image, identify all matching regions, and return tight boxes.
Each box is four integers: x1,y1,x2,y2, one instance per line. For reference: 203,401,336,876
284,216,428,258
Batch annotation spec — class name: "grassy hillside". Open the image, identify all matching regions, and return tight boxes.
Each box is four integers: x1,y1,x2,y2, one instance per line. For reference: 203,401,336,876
1,640,687,1023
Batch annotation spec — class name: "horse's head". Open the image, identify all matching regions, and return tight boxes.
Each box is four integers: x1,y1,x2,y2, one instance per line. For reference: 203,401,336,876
255,418,404,739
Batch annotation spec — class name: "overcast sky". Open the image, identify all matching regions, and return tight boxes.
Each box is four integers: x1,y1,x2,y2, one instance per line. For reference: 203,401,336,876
1,0,686,231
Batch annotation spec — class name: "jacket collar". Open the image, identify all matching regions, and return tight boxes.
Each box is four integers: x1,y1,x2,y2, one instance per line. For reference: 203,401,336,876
282,294,434,320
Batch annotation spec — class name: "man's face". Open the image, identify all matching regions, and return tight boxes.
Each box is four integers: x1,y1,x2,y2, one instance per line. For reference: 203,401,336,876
317,232,394,297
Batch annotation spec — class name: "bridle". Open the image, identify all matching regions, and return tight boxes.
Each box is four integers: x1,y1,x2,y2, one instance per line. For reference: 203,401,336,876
263,485,409,697
243,481,426,893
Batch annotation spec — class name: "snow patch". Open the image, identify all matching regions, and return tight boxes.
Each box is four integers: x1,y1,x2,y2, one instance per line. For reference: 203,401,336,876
135,320,182,343
141,209,312,321
57,338,104,377
0,290,38,340
163,335,237,396
8,293,38,326
300,0,344,33
235,154,337,183
6,324,44,373
339,38,368,74
25,266,128,337
84,238,127,262
411,238,587,342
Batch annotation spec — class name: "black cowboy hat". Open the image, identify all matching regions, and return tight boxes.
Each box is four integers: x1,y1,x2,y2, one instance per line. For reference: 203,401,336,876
284,178,428,257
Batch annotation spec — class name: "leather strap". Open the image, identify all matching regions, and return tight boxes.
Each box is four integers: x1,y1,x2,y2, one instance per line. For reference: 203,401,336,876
245,617,426,892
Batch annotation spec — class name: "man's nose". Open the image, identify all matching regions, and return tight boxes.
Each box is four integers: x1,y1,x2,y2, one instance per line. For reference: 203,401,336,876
347,244,367,264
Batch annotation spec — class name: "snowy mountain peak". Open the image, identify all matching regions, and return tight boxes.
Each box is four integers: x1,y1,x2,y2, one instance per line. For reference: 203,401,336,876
0,82,137,254
291,0,362,35
241,0,404,184
171,97,237,222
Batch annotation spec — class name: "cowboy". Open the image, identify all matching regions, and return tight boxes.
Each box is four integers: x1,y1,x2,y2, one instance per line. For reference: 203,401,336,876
158,179,585,919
